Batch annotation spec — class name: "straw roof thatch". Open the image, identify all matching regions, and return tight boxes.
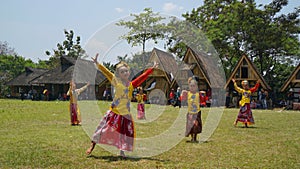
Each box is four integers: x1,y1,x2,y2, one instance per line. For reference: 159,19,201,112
280,63,300,92
6,67,48,86
30,56,106,85
224,54,271,90
148,48,178,84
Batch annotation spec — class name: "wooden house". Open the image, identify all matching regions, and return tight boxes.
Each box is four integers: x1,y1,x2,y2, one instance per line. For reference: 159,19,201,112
171,47,215,91
224,54,271,107
280,63,300,109
6,67,48,99
171,47,226,106
29,56,106,100
142,48,178,104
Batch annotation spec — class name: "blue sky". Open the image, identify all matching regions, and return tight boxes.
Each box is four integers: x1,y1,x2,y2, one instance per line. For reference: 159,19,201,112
0,0,299,62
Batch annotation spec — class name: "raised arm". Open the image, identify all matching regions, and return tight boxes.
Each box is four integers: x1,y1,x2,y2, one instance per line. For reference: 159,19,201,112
92,53,114,82
232,79,243,93
250,80,260,93
132,61,158,88
76,82,90,95
67,81,73,96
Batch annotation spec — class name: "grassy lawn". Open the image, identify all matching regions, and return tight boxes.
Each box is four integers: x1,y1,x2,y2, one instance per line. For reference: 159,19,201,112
0,99,299,168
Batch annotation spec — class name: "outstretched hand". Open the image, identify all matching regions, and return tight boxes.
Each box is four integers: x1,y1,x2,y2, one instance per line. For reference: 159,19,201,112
232,78,236,83
152,61,159,68
91,53,99,64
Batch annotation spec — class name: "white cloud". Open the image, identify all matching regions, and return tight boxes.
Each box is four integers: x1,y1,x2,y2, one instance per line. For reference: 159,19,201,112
162,2,183,13
115,7,124,13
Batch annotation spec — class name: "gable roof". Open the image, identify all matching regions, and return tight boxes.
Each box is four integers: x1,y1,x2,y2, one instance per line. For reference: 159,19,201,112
280,63,300,92
224,54,271,90
182,47,226,88
6,67,48,86
30,56,106,85
148,48,178,83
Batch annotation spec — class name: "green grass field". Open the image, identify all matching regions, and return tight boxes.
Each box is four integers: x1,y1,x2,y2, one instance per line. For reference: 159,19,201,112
0,99,299,168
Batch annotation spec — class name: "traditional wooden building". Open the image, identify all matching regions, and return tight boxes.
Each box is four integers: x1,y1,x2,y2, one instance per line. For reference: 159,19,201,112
6,67,48,99
224,54,271,107
280,63,300,109
170,47,226,106
142,48,178,104
29,56,106,100
172,47,210,91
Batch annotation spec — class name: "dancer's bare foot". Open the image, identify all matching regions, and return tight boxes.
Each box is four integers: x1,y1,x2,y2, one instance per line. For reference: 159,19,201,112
233,121,237,127
86,142,96,155
120,150,126,158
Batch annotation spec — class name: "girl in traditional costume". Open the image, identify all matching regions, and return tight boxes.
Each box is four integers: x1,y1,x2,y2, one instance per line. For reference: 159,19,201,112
232,79,260,127
135,87,147,119
67,81,89,125
182,77,202,143
86,53,158,157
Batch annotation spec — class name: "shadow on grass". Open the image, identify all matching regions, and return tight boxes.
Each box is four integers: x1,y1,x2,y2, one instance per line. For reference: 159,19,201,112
235,126,269,129
87,154,169,162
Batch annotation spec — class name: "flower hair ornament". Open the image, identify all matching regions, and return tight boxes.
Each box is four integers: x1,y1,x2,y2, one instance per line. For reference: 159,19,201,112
241,80,249,87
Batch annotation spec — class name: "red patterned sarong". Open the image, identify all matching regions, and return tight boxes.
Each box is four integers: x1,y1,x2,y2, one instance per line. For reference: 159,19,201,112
92,111,134,151
185,111,202,137
70,103,80,125
237,103,254,125
137,103,145,119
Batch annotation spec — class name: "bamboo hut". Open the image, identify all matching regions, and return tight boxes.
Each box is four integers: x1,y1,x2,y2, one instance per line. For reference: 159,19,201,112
6,67,48,99
224,54,271,108
30,56,106,100
171,47,226,106
280,63,300,110
142,48,178,104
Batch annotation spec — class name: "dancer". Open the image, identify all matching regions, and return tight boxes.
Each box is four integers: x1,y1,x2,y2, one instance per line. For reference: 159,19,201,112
136,87,146,119
182,76,202,143
67,80,89,125
86,53,158,157
232,78,260,127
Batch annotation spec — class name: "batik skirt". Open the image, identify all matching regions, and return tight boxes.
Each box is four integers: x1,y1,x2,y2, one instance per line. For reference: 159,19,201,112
70,103,81,125
236,103,255,125
137,103,145,119
92,110,134,152
185,111,202,137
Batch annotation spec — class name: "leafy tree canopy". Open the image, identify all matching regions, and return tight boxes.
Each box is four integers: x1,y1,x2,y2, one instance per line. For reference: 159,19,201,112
45,29,86,68
182,0,300,89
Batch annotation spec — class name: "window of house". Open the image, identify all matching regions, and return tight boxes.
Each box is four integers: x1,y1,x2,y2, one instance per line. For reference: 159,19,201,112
296,71,300,80
241,67,248,78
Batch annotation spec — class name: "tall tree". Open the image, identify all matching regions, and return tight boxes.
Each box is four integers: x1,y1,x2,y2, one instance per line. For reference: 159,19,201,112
45,29,86,68
182,0,300,86
0,53,37,97
116,8,166,67
0,41,17,56
116,8,166,53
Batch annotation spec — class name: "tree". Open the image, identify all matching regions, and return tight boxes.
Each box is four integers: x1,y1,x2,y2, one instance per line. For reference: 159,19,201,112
0,41,17,56
116,8,166,67
45,29,86,68
0,54,37,97
182,0,300,88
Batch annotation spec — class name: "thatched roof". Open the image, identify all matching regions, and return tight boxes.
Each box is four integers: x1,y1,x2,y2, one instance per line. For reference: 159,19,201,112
183,47,226,89
6,67,48,86
280,63,300,92
224,54,271,90
148,48,178,83
30,56,106,85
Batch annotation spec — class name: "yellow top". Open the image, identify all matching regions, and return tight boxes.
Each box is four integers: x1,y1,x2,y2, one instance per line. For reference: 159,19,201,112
97,63,133,115
187,91,200,114
136,93,145,104
67,84,88,104
234,82,252,106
